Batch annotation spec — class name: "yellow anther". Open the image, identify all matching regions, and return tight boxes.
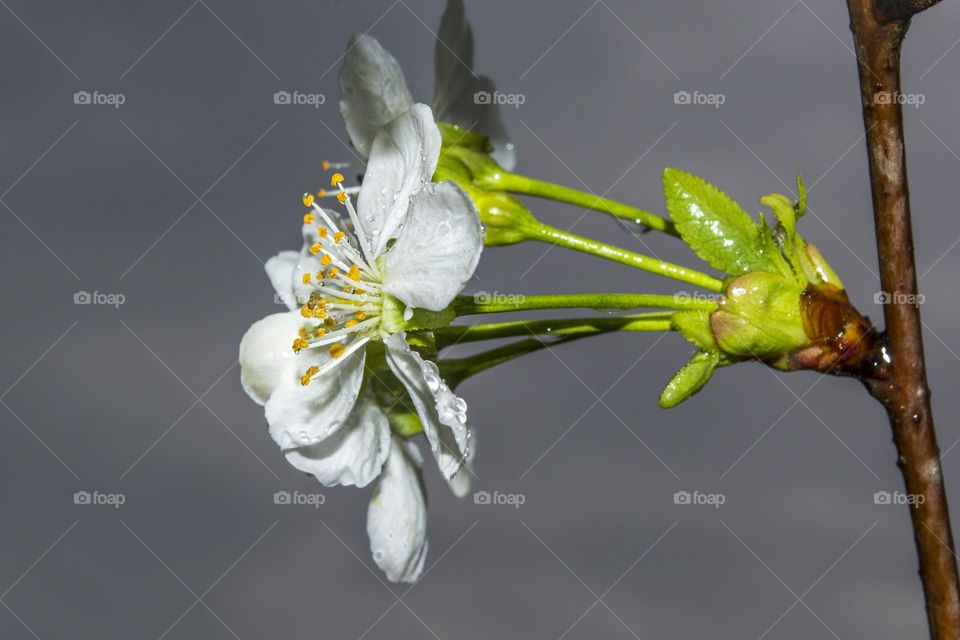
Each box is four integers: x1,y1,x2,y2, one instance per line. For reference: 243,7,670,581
344,319,358,329
292,337,309,353
322,160,331,171
320,254,333,266
300,365,320,386
324,317,336,328
317,226,328,238
301,273,312,285
300,306,313,318
348,264,361,281
329,343,346,358
316,270,325,280
336,192,347,204
313,308,327,319
328,267,339,279
355,312,366,320
302,193,315,207
298,326,309,339
330,172,345,186
303,212,316,225
333,231,345,244
354,289,365,295
309,242,322,255
314,327,326,338
317,188,327,197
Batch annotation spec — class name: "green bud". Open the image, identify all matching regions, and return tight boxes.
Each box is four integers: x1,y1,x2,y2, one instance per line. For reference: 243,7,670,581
710,272,808,365
435,148,539,246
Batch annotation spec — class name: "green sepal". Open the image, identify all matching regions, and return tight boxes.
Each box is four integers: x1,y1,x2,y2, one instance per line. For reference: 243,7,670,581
437,121,494,156
380,294,456,334
663,168,787,277
660,350,720,409
673,310,718,351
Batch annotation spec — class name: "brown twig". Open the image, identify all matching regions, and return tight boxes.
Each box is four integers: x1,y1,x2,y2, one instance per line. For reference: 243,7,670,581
845,1,959,638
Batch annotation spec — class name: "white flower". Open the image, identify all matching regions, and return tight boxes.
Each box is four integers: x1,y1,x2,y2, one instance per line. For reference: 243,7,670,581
239,103,481,582
339,0,515,170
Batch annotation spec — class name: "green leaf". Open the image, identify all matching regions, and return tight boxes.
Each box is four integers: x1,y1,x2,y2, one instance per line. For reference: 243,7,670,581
659,350,720,409
663,168,784,277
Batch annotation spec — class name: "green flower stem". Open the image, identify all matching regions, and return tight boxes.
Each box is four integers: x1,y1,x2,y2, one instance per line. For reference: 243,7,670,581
487,171,678,236
454,293,717,316
434,314,674,349
439,334,589,388
525,223,724,291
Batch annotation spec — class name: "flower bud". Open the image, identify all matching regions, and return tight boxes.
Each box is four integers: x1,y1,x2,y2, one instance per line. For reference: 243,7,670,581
710,272,808,367
435,150,539,246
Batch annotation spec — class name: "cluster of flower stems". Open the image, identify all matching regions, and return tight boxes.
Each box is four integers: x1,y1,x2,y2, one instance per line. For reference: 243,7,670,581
431,170,721,386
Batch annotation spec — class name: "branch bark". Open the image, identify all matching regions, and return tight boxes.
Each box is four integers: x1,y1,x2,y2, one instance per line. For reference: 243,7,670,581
845,1,960,638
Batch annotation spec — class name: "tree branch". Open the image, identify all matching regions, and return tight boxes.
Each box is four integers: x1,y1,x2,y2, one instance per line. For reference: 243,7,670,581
846,1,960,638
877,0,948,21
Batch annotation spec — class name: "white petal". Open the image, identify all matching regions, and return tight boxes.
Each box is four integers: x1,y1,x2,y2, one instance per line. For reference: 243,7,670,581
384,333,468,480
239,312,304,406
432,0,515,170
265,251,298,310
383,181,483,312
264,347,365,450
339,34,414,159
367,436,428,583
356,104,442,257
284,393,390,488
447,426,475,498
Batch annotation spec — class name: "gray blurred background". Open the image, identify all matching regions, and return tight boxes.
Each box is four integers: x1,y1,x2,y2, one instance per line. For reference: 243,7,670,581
2,0,960,637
